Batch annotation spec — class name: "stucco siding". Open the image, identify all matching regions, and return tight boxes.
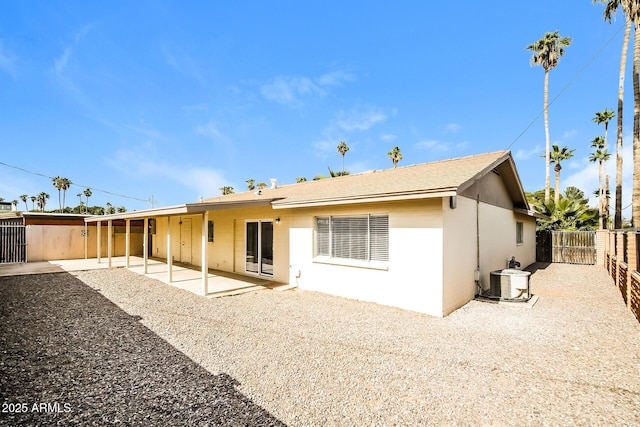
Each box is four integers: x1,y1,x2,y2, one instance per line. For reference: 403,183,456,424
288,199,445,316
442,196,478,316
477,204,536,290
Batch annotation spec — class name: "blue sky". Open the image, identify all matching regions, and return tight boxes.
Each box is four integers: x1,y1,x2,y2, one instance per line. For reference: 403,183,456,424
0,1,631,215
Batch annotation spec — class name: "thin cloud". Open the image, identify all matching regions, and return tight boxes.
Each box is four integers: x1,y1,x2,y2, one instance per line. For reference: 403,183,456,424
334,107,387,132
380,134,397,142
195,121,223,140
107,148,229,198
52,24,91,77
260,70,356,107
415,139,467,152
316,70,356,86
160,43,205,83
515,144,543,160
444,123,461,134
0,40,17,77
260,76,324,107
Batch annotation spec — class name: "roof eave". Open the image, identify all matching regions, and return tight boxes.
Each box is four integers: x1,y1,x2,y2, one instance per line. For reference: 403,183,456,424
271,189,458,209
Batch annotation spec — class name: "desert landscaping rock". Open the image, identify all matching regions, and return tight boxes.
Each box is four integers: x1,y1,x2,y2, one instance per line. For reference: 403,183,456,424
1,263,640,426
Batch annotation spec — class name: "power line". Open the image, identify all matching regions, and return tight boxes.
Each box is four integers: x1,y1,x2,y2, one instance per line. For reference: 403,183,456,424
0,160,151,204
506,23,625,150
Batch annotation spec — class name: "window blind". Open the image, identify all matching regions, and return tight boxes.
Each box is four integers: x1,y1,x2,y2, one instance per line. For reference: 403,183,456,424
315,215,388,262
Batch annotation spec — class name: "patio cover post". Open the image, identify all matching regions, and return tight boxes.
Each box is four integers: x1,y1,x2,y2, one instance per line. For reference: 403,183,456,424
97,220,101,263
107,219,112,268
167,216,173,282
143,217,149,274
201,211,209,295
125,218,131,268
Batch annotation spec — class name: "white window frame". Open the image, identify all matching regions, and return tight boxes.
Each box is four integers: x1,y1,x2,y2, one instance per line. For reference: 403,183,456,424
516,221,524,245
314,214,389,270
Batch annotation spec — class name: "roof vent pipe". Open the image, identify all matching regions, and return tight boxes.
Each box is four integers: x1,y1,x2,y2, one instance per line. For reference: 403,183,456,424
270,178,278,189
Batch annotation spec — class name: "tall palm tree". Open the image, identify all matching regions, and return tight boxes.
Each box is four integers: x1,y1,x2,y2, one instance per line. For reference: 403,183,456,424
11,200,18,210
596,0,633,228
19,194,28,211
590,139,612,229
246,179,256,191
52,176,63,212
36,192,49,212
337,141,349,174
526,31,572,203
549,145,575,204
60,177,71,212
592,108,616,226
388,146,403,168
30,196,36,211
83,188,92,213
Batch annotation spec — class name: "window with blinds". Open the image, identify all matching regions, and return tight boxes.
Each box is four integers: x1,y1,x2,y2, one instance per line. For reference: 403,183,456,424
315,215,389,262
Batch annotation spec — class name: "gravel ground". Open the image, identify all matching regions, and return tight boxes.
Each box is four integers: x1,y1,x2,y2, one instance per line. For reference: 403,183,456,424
1,263,640,426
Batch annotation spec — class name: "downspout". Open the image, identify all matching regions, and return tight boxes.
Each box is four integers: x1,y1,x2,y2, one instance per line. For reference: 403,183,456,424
475,194,482,296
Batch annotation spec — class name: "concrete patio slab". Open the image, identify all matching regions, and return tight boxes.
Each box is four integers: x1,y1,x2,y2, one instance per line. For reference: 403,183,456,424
0,257,287,298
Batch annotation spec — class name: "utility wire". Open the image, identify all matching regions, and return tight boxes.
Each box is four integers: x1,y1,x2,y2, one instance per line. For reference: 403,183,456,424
506,23,625,150
0,160,151,204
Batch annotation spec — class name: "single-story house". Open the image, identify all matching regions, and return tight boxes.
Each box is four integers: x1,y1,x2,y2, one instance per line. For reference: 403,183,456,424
84,150,538,316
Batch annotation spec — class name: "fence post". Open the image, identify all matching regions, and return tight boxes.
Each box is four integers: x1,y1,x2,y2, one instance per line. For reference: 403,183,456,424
609,231,616,274
596,230,608,267
626,231,637,309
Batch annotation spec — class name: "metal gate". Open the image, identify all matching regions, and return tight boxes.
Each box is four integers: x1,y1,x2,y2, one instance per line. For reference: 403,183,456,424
0,223,27,263
547,230,596,265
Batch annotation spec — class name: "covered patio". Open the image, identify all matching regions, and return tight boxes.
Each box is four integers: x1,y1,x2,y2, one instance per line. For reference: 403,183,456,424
82,199,286,297
47,256,290,297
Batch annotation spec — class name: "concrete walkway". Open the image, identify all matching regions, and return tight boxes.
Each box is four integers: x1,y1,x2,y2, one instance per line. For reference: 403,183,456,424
0,257,290,297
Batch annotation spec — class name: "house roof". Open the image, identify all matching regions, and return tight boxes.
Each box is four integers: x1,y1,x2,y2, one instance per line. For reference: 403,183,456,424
203,150,528,209
85,150,530,222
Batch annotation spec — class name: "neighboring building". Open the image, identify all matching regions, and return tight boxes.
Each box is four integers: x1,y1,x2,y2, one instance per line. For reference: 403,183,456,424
0,212,144,262
84,150,538,316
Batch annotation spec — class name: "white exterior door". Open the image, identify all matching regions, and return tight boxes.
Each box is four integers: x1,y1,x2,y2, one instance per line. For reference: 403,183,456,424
180,218,192,264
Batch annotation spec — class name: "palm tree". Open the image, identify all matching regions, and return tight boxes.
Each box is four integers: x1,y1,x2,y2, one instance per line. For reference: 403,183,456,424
36,192,49,212
30,196,36,211
60,177,71,212
246,179,256,191
52,176,63,212
296,177,307,183
526,31,572,203
83,188,92,213
596,0,633,228
337,141,349,174
549,145,575,204
219,186,234,195
11,200,18,210
105,202,114,214
590,139,612,229
19,194,28,211
388,146,403,168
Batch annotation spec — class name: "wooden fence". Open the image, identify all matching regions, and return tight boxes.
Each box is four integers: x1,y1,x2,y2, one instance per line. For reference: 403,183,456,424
604,230,640,324
537,230,596,265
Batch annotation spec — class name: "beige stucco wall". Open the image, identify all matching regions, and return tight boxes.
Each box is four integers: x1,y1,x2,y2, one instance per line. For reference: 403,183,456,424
441,195,536,315
26,223,144,261
288,199,445,316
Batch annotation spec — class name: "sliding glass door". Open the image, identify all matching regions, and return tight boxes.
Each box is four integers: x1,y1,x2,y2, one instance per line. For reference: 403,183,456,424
245,221,273,276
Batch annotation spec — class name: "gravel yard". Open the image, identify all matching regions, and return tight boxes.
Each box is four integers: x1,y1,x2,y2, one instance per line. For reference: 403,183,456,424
1,263,640,426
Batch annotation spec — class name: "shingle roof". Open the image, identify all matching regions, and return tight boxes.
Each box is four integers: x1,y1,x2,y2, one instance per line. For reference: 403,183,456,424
203,150,528,209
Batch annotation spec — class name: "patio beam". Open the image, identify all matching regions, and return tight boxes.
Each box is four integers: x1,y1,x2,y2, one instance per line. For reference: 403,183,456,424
167,216,173,283
125,218,131,268
143,217,149,274
107,219,112,268
97,220,101,264
201,211,209,295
